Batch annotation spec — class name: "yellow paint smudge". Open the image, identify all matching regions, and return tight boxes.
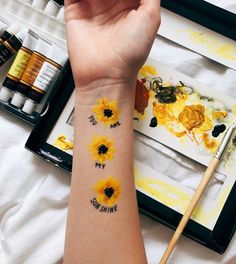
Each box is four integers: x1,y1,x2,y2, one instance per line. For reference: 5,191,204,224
140,65,158,77
187,29,236,61
54,135,74,150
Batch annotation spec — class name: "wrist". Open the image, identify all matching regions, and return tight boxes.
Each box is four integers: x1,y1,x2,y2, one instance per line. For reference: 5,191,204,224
75,78,137,106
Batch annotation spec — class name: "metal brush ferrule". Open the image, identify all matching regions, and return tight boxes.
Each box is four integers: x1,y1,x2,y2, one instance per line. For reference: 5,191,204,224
215,121,236,160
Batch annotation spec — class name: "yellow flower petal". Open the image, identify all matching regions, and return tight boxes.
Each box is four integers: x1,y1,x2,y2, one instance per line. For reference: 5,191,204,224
94,176,121,207
93,98,120,126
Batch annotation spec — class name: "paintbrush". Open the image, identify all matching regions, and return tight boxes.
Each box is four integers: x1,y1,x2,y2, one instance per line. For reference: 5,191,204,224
160,119,236,264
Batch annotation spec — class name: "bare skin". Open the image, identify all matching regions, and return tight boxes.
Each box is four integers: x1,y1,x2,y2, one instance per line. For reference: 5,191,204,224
64,1,160,263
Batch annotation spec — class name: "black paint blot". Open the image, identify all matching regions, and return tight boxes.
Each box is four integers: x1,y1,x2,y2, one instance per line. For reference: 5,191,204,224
104,187,114,198
149,117,158,128
104,109,113,118
212,124,226,138
155,86,177,104
98,144,109,155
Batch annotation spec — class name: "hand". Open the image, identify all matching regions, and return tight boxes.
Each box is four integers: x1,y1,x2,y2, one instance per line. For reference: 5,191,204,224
65,0,161,89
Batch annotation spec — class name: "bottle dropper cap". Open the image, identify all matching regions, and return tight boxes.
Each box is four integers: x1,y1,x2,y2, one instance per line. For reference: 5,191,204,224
0,87,13,102
22,99,37,115
11,92,26,108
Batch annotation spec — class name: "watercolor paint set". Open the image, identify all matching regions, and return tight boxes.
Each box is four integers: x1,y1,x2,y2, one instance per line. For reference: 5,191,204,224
0,0,67,124
1,0,236,254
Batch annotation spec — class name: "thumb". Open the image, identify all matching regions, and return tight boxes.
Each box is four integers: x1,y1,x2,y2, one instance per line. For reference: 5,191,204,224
140,0,161,18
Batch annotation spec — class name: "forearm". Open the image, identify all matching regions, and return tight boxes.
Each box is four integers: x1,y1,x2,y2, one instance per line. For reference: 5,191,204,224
64,81,147,264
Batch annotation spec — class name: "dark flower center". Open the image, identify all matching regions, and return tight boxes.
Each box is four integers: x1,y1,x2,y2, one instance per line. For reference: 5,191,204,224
98,144,109,155
104,109,113,118
104,187,114,198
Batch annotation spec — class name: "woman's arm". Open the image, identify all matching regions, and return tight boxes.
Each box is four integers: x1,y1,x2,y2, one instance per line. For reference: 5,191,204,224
63,1,160,263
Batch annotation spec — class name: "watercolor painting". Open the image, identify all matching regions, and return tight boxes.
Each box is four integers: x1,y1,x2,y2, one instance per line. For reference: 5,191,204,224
158,8,236,70
134,160,234,230
134,58,236,178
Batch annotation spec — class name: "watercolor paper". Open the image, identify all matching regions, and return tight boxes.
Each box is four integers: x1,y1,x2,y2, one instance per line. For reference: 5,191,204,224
134,58,236,179
47,92,75,154
158,8,236,70
134,159,234,230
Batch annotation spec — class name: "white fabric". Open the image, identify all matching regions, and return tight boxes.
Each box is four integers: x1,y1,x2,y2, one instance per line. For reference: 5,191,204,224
0,1,236,263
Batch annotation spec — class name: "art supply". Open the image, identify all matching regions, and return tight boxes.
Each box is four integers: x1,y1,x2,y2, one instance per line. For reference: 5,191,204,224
22,44,68,114
134,59,236,179
0,28,27,67
44,1,60,17
57,6,64,21
11,38,51,107
31,0,48,10
160,120,236,264
0,24,22,44
0,20,7,34
158,8,236,70
0,30,38,102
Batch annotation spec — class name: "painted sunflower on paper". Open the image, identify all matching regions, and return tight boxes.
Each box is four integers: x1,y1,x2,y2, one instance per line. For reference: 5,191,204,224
89,135,115,163
93,98,120,126
94,176,121,206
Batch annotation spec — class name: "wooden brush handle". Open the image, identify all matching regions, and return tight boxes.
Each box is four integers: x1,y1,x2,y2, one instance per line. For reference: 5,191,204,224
160,157,219,264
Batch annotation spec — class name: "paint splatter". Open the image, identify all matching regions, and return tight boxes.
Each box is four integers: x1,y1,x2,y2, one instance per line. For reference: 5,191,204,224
135,64,235,154
178,105,205,132
54,135,74,150
149,117,158,127
212,124,226,138
135,80,149,115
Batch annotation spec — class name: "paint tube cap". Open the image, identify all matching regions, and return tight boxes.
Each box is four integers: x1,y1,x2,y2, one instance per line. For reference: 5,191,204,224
16,28,28,42
47,44,68,66
0,87,13,102
7,24,22,35
57,6,65,21
22,99,37,115
31,0,48,10
44,0,60,17
11,92,26,108
35,39,51,56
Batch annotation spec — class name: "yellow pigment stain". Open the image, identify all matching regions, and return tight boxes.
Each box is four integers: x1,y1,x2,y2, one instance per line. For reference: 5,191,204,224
54,135,74,150
202,133,218,153
178,105,205,132
152,102,173,125
140,65,157,77
187,29,236,61
232,104,236,116
135,167,233,227
217,44,236,60
135,178,190,211
212,110,228,120
195,115,214,133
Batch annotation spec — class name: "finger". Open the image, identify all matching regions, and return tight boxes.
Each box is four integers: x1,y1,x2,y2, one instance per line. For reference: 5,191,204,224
140,0,161,18
64,0,80,8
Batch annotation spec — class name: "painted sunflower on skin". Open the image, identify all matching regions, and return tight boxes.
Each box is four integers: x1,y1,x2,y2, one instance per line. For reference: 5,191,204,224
89,135,115,163
93,98,120,126
94,176,121,206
